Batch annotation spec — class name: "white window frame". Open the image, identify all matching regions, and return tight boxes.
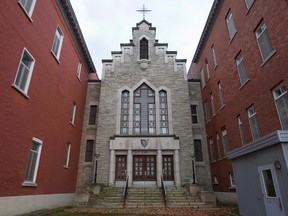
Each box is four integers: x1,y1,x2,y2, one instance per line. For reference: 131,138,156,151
222,128,229,156
229,172,236,188
76,62,82,79
205,59,210,80
273,83,288,129
200,68,205,88
64,143,71,168
23,137,43,185
245,0,255,9
216,133,221,159
204,100,211,123
236,52,249,86
209,137,215,162
51,26,64,61
13,48,35,96
19,0,37,19
255,21,274,62
238,116,245,145
248,106,260,140
211,45,218,67
218,82,225,107
70,102,77,125
210,94,216,116
226,11,237,40
191,105,199,125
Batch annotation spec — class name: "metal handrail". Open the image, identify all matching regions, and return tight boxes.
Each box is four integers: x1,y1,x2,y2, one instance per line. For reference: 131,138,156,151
161,175,167,208
123,175,129,202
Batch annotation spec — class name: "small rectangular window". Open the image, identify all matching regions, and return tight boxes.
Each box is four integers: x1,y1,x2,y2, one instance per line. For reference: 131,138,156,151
76,62,82,79
19,0,37,18
211,45,218,67
205,59,210,80
210,94,216,116
85,140,94,162
14,48,35,94
245,0,254,9
51,26,64,60
194,140,203,162
216,133,221,159
248,106,260,140
255,21,274,61
218,82,225,107
209,137,215,161
64,143,71,167
238,116,245,145
89,105,97,125
24,137,42,184
230,172,236,187
273,83,288,129
200,68,205,88
222,128,229,156
226,11,237,39
236,52,249,85
70,102,76,125
191,105,199,124
204,101,211,123
261,169,277,198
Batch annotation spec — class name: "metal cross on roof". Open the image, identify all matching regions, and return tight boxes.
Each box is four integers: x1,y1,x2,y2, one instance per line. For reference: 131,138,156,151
136,4,151,20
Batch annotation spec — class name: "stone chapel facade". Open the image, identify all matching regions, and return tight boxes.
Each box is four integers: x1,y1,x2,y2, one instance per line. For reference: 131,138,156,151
76,20,212,192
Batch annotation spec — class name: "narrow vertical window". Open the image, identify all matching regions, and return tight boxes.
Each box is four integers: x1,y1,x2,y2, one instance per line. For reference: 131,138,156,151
204,101,211,123
14,48,35,94
159,90,169,134
230,172,236,187
51,26,64,60
120,90,129,134
226,11,237,39
211,45,218,67
209,137,215,161
64,143,71,167
194,140,203,162
218,82,225,107
245,0,254,9
222,128,229,156
19,0,37,17
210,94,216,116
238,116,245,145
273,84,288,129
23,137,43,184
140,38,149,59
89,105,97,125
85,140,94,162
70,102,76,125
200,68,205,88
133,84,155,134
248,106,260,140
76,62,82,79
191,105,199,124
205,59,210,80
216,133,221,159
255,21,274,61
236,52,248,85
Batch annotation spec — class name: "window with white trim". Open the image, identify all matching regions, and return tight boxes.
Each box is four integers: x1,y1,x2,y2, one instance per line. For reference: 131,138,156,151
64,142,71,167
216,133,221,159
222,128,229,156
273,83,288,129
24,137,42,184
204,101,211,123
209,137,215,161
245,0,254,9
236,52,248,85
51,26,64,60
200,68,205,88
76,62,82,79
211,45,218,67
255,21,274,61
211,94,216,116
248,106,260,140
19,0,37,18
14,48,35,94
229,172,236,187
218,82,225,107
238,116,245,145
226,11,237,39
70,102,76,125
205,59,210,80
191,105,199,124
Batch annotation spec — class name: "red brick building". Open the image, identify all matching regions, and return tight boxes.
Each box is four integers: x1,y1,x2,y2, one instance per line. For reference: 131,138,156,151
0,0,97,215
189,0,288,203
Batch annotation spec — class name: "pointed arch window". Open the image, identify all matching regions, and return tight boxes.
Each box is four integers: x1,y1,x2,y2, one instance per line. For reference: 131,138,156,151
159,90,169,134
140,38,149,59
133,83,155,134
120,90,130,134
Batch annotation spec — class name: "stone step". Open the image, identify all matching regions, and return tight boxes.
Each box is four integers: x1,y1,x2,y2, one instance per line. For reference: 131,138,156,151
92,203,124,209
125,203,165,209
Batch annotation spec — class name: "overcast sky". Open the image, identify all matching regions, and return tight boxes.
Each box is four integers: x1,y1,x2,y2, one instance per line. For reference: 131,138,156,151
70,0,214,79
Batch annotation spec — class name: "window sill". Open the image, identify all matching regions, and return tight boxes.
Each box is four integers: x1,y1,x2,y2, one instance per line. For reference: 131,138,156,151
229,186,236,190
63,165,70,169
220,105,226,111
51,51,61,64
22,182,37,187
260,50,276,67
229,31,238,44
245,2,256,15
18,2,33,22
12,84,30,99
210,160,217,164
76,75,81,82
70,122,75,127
213,64,218,71
239,79,250,90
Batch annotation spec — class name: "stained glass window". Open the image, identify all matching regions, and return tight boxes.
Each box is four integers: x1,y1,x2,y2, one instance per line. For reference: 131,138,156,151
159,90,169,134
120,90,129,134
140,38,149,59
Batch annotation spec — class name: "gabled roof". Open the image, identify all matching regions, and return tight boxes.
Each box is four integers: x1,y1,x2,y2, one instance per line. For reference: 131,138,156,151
56,0,97,77
132,20,156,31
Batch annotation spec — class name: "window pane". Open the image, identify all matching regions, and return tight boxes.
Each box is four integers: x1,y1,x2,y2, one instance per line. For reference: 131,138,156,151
89,105,97,125
159,90,169,134
256,22,274,61
226,12,237,39
262,169,277,197
140,38,148,59
85,140,94,162
194,140,203,162
24,139,41,182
